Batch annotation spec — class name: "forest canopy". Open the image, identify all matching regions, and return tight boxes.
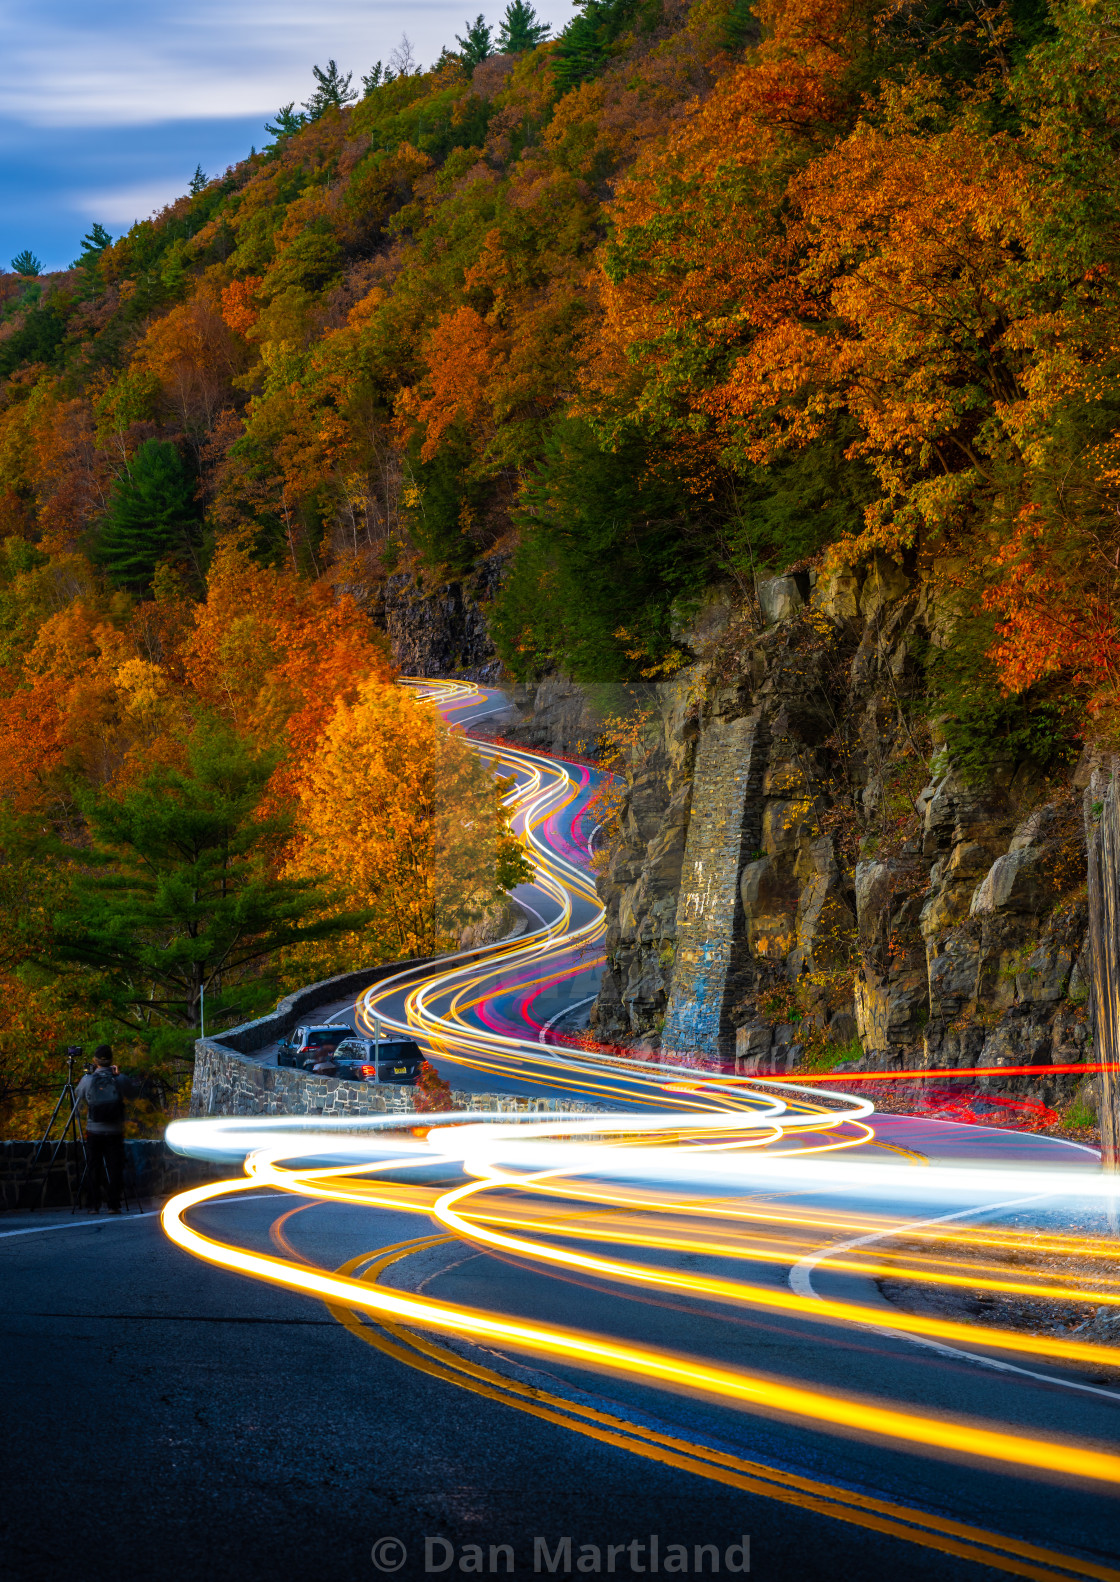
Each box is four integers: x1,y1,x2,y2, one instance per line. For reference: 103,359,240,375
2,0,1119,1118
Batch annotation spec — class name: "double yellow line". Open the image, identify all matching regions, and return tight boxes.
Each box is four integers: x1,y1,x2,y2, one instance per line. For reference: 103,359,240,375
332,1234,1120,1582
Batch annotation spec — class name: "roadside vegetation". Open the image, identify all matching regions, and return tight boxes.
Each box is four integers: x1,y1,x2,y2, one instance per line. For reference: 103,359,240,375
0,540,528,1132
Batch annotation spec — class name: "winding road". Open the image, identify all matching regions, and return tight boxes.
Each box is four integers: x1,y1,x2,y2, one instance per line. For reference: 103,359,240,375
3,680,1119,1582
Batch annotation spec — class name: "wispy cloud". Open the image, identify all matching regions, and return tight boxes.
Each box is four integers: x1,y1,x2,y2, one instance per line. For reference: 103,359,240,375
0,112,263,269
0,0,570,268
68,180,190,226
0,0,569,128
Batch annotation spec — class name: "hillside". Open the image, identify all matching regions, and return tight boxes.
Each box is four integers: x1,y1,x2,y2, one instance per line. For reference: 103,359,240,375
2,0,1119,1124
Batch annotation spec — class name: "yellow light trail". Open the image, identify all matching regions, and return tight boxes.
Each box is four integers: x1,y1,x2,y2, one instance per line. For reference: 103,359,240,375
161,1162,1120,1491
163,678,1120,1567
328,1237,1120,1582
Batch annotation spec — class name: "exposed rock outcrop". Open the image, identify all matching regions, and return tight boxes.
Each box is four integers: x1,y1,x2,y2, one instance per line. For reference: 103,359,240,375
499,678,613,758
591,678,698,1043
358,555,507,677
590,566,1091,1110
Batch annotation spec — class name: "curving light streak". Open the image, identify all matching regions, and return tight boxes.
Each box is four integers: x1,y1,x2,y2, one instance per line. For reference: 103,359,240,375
161,1151,1120,1491
164,678,1120,1530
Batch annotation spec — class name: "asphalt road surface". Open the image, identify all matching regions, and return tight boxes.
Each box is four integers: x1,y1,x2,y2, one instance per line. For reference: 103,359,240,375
6,1174,1119,1582
4,680,1119,1582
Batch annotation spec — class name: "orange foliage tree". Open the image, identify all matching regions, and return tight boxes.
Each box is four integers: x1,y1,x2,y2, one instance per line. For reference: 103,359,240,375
285,680,531,967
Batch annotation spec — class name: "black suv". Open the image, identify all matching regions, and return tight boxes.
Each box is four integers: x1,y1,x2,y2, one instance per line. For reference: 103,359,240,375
333,1037,426,1085
276,1025,355,1069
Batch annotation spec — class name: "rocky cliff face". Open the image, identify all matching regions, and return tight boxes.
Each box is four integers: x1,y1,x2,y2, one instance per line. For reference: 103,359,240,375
358,555,507,677
590,560,1092,1110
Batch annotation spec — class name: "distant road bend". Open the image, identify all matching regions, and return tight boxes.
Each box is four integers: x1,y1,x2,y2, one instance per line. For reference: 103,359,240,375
5,678,1120,1582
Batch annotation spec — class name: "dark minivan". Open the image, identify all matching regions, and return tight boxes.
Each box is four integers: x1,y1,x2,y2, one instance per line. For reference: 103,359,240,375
276,1025,355,1068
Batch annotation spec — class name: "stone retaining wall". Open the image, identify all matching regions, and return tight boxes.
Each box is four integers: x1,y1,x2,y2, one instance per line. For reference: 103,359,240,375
0,1139,229,1212
190,939,612,1121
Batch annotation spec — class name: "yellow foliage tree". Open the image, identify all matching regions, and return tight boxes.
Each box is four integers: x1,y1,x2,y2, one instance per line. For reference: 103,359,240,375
285,680,531,967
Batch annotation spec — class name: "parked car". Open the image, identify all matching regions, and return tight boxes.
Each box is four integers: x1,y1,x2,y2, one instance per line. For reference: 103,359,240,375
276,1024,355,1068
333,1037,426,1085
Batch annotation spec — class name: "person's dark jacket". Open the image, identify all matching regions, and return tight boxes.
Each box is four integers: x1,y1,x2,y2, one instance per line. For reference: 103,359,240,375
75,1069,136,1135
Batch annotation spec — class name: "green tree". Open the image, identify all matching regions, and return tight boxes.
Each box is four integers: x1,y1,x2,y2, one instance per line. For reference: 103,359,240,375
497,0,549,53
97,439,202,594
725,421,880,577
304,60,358,118
553,0,638,89
55,722,371,1033
188,164,209,195
264,102,306,140
402,432,481,575
71,223,112,270
456,15,494,68
361,61,384,94
491,417,702,681
10,249,41,277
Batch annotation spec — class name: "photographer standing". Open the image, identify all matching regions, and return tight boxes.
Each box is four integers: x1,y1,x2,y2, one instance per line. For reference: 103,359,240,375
75,1046,134,1214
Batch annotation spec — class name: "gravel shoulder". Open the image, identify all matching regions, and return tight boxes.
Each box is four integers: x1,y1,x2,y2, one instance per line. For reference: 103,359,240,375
875,1214,1120,1382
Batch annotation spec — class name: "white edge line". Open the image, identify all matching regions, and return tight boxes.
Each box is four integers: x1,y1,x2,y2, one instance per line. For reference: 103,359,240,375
790,1194,1120,1402
0,1190,287,1239
538,994,599,1045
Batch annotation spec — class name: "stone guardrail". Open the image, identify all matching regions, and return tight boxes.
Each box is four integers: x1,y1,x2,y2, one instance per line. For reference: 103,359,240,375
194,954,443,1059
189,948,606,1121
0,1139,229,1212
191,1041,606,1120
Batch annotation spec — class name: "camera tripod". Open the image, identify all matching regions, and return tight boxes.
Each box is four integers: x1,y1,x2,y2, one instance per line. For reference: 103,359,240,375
22,1048,141,1213
22,1048,88,1212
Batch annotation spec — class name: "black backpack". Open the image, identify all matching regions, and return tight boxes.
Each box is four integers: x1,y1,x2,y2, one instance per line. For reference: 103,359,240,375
87,1068,124,1125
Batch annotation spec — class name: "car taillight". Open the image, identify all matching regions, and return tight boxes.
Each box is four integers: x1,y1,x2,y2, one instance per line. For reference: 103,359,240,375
357,1064,377,1077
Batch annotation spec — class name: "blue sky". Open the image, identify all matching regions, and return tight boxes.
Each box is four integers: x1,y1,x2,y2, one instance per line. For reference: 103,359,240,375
1,0,575,273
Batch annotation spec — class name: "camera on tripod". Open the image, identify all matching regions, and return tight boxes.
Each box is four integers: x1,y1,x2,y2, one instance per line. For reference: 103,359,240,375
67,1045,92,1075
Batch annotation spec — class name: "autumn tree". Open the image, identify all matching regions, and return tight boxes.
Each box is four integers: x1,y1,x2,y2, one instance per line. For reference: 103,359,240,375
134,286,243,436
183,536,393,748
286,680,531,964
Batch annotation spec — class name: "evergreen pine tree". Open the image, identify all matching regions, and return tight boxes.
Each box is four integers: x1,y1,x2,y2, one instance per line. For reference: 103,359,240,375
10,250,41,277
553,0,639,89
497,0,549,52
264,102,306,140
81,223,112,255
70,225,112,272
55,720,373,1031
361,61,384,94
97,440,201,594
303,60,358,118
188,164,208,195
455,15,494,67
